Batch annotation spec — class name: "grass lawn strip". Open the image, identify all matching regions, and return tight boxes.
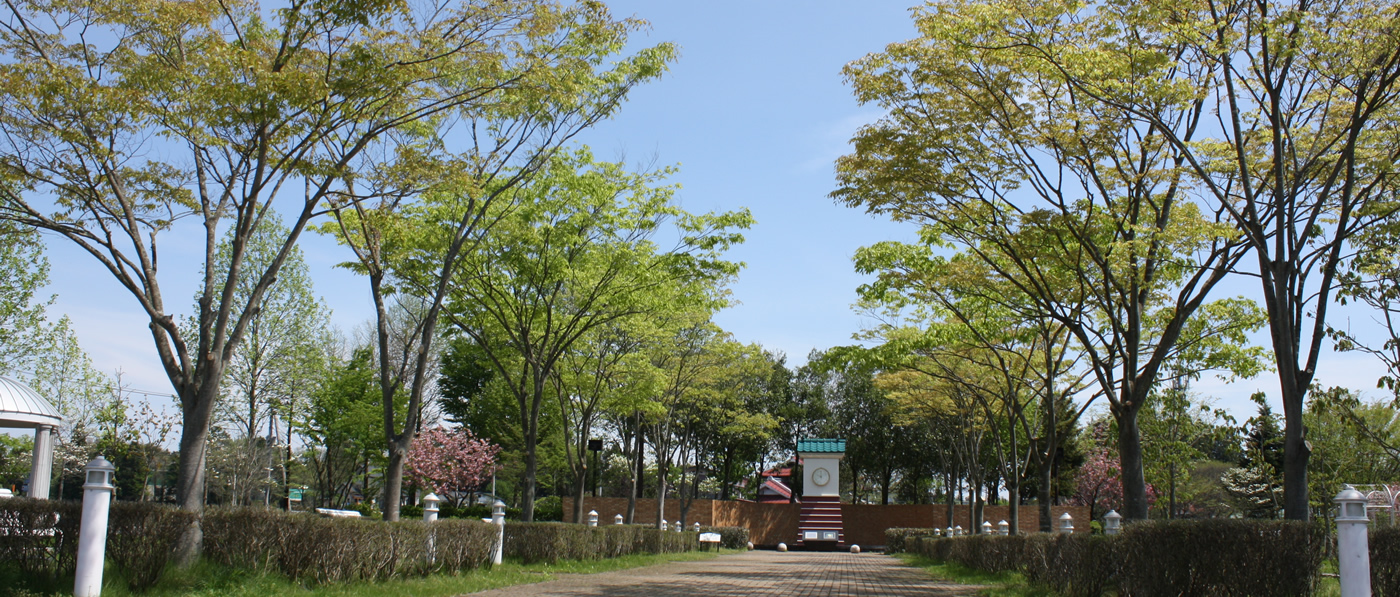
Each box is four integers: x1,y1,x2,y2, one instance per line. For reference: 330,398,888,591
93,550,736,597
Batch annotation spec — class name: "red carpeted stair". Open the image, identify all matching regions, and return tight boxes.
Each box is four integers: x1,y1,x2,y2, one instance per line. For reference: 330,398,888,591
796,495,844,548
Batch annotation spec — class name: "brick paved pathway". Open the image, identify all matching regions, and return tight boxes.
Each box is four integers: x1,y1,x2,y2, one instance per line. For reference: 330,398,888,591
464,551,983,596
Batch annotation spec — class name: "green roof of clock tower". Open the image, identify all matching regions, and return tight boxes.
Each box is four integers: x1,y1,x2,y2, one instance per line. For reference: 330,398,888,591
796,438,846,453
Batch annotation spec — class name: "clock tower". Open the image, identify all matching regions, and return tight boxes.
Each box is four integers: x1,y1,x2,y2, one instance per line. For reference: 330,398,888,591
796,438,845,549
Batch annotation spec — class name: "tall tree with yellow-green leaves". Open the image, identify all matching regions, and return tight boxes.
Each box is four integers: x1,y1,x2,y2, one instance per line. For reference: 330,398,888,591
429,149,749,521
0,0,676,545
319,1,675,521
835,0,1270,519
861,0,1400,521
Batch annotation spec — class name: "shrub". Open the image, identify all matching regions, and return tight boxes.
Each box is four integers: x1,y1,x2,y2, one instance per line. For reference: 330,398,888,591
503,522,694,564
1116,519,1323,597
202,507,495,584
1023,533,1120,597
532,496,563,522
106,501,196,591
698,525,749,549
1374,526,1400,597
884,527,942,554
0,498,79,578
946,534,1025,573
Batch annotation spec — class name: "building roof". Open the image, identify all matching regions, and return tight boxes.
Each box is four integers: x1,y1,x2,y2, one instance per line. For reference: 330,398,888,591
796,438,846,454
0,376,62,428
758,478,793,500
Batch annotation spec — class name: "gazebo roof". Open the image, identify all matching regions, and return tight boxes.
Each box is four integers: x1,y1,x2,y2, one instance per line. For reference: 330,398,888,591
0,376,61,428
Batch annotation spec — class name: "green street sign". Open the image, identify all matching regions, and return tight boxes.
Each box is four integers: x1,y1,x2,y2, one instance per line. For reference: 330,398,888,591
288,488,304,502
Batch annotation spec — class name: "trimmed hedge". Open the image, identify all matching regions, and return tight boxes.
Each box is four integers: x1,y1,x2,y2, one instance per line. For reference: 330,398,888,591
203,507,496,583
1022,534,1118,597
106,501,197,591
0,498,79,578
698,525,750,549
1375,526,1400,596
912,520,1324,597
503,522,695,564
884,527,941,554
1117,520,1323,597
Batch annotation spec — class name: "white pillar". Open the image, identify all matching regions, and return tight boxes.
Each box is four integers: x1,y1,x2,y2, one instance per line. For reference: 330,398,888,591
74,456,115,597
615,514,624,525
1336,485,1372,597
29,425,54,499
587,510,598,527
491,500,506,566
998,520,1009,536
981,521,992,535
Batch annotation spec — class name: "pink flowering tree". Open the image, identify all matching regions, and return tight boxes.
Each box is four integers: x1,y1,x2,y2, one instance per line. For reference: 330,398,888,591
406,426,501,505
1071,445,1158,523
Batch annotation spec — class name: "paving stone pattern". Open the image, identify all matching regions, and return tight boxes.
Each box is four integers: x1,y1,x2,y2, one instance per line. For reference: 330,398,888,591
464,551,983,597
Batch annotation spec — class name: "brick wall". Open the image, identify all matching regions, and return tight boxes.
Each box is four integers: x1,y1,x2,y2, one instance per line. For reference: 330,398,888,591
565,497,1093,547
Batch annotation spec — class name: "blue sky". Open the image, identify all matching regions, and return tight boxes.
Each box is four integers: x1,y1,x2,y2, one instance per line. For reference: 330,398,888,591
37,0,1390,422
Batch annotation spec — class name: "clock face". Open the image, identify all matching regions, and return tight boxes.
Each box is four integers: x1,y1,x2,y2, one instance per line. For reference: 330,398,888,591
812,467,831,486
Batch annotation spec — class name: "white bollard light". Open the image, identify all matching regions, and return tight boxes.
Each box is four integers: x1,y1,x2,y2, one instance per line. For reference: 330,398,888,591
74,456,115,597
615,513,624,525
1335,485,1372,597
422,492,441,522
1058,512,1074,534
660,519,668,531
694,522,701,533
674,520,682,533
981,521,993,535
998,520,1010,536
1104,510,1122,535
954,525,963,536
945,526,954,537
491,500,506,565
588,510,598,527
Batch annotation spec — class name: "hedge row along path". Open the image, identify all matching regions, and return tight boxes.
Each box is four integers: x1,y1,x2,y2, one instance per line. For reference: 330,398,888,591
464,551,982,596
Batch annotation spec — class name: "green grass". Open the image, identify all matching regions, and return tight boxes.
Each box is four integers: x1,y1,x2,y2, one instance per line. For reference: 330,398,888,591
894,553,1058,597
896,553,1343,597
5,550,737,597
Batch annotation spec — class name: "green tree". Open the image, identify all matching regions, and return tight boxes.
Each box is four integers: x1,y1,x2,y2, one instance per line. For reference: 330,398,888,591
437,150,749,521
202,213,331,506
834,0,1272,518
321,2,675,521
0,0,654,544
923,0,1400,521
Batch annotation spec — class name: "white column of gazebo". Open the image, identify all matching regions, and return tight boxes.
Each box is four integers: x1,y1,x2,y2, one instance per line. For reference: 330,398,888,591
0,376,63,499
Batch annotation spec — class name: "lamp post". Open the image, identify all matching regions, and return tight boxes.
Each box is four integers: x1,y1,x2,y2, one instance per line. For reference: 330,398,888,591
588,510,598,527
998,520,1009,536
615,514,624,525
1104,510,1122,535
422,493,441,522
1058,512,1074,534
491,500,506,565
1336,485,1372,597
74,456,115,597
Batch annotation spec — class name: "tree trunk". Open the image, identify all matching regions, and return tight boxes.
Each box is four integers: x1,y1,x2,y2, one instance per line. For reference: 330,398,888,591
720,447,733,501
945,471,955,528
382,441,408,521
573,463,588,524
173,379,219,566
654,450,668,529
1038,449,1053,532
1117,409,1149,519
626,417,642,523
522,422,539,521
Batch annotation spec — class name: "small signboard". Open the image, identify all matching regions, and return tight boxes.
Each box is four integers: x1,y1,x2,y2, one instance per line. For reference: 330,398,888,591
699,532,722,543
288,488,304,502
